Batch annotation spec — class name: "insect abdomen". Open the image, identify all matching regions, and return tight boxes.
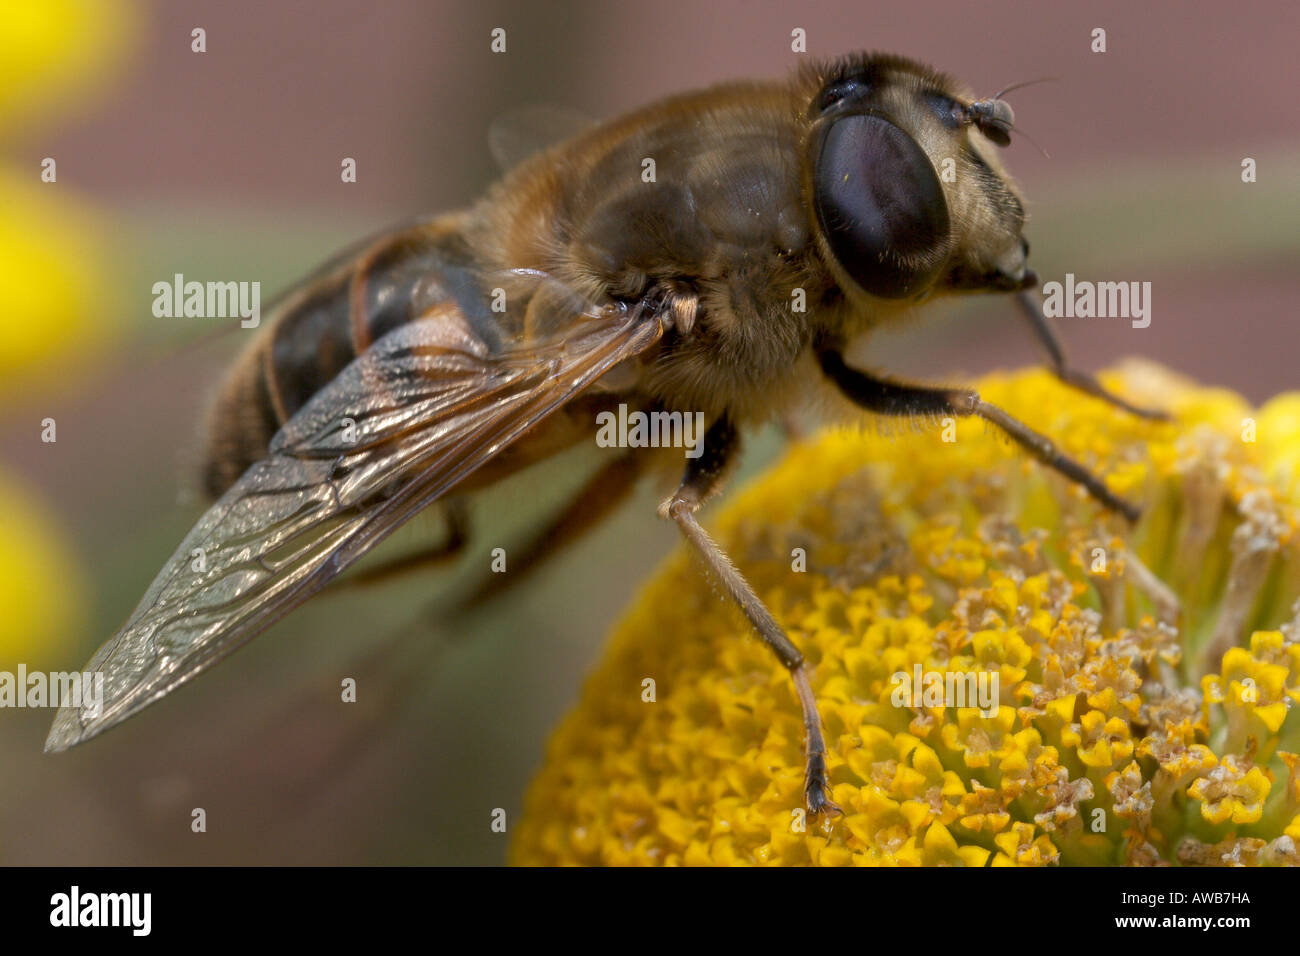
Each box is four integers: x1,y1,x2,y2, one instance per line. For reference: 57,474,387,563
200,217,495,498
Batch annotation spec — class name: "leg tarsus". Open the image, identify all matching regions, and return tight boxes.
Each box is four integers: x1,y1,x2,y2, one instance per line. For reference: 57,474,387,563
663,419,837,816
970,398,1142,522
1014,289,1171,422
793,664,841,817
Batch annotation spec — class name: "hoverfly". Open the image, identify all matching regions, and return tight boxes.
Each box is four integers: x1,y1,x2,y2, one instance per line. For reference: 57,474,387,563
47,52,1164,815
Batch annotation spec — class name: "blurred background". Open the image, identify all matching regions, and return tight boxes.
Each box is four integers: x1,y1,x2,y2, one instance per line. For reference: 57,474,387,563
0,0,1296,864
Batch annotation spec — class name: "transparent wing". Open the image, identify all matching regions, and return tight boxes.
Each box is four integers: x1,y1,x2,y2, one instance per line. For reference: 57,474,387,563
46,301,663,751
488,104,595,172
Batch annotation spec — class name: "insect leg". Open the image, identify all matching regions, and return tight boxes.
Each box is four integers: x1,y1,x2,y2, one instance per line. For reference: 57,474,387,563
660,416,841,817
333,500,469,591
1014,289,1170,421
452,452,644,612
817,346,1142,522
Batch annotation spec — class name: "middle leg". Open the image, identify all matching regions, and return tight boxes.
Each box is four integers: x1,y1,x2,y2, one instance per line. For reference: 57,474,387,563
660,416,840,816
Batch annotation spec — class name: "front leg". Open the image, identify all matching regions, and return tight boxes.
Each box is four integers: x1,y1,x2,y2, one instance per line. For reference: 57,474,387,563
817,345,1142,522
1015,289,1169,421
659,416,840,817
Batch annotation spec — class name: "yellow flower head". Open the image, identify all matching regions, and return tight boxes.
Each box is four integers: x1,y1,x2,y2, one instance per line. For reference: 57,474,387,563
514,362,1300,866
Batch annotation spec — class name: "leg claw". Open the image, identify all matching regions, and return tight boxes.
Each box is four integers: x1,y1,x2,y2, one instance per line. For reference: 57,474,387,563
805,753,843,818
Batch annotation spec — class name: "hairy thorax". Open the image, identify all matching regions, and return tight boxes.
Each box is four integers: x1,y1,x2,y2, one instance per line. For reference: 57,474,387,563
469,83,842,425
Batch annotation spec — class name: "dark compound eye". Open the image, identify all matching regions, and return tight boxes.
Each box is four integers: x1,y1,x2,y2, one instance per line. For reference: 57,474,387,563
813,113,951,299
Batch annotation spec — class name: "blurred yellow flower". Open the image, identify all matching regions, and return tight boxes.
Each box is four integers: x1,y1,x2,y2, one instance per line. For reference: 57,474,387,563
0,471,84,666
0,1,134,665
0,168,119,391
514,362,1300,866
0,0,133,129
0,0,134,394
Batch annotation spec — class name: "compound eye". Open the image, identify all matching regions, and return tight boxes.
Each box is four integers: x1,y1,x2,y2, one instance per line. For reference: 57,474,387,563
813,113,951,298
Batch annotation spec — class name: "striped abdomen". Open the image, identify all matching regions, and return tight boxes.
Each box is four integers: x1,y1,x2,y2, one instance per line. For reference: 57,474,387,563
200,215,505,498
